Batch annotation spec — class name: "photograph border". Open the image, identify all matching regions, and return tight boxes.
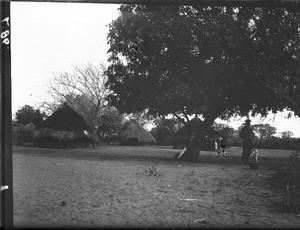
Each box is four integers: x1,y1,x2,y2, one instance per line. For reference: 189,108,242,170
1,0,300,228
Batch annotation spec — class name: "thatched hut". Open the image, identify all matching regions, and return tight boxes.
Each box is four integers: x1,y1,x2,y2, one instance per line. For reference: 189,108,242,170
119,123,157,146
34,103,96,148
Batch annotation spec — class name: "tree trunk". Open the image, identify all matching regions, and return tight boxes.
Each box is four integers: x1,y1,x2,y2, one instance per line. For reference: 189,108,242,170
178,116,217,162
179,130,205,162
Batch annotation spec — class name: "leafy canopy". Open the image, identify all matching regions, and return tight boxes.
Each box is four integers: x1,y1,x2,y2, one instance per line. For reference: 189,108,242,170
279,130,294,139
106,5,300,124
253,123,277,139
96,107,124,137
151,117,183,145
14,105,47,127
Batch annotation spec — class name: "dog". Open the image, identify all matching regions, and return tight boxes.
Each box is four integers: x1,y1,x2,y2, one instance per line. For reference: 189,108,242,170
249,148,259,170
252,148,259,163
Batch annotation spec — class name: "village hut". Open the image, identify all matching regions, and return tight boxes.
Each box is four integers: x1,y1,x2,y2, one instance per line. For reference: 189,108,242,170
119,122,157,146
34,102,96,148
172,117,219,150
21,122,37,144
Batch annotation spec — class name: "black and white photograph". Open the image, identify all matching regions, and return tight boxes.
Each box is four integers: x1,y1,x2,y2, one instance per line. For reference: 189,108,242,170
1,0,300,228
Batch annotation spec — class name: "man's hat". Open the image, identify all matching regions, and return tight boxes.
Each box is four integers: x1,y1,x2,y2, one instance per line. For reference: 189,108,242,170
245,119,251,124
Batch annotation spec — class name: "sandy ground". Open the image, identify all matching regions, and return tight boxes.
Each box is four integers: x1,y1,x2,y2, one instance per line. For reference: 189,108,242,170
12,145,300,228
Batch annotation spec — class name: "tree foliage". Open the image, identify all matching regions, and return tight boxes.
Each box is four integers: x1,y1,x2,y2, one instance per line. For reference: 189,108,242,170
151,118,183,145
253,123,277,140
106,5,300,161
96,107,124,137
212,122,236,144
106,5,300,123
280,130,294,139
122,110,154,128
14,105,47,128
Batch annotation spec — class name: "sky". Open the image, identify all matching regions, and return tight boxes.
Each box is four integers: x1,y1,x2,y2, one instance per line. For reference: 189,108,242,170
11,2,120,111
10,2,300,137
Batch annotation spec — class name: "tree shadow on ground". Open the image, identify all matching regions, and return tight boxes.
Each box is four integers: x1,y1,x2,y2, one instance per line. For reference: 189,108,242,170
267,158,300,215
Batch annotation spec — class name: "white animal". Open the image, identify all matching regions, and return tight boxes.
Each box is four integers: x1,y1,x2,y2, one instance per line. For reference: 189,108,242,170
214,141,218,151
252,148,259,163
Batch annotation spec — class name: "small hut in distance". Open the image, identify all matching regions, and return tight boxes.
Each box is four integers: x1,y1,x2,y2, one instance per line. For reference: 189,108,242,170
119,122,157,146
35,102,96,148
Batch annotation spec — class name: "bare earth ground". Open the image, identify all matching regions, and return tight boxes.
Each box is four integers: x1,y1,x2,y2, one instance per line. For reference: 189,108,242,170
13,145,300,229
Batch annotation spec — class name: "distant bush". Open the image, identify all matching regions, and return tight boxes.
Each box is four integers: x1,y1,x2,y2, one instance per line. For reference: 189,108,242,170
151,126,175,146
151,118,182,146
12,122,23,145
254,137,299,150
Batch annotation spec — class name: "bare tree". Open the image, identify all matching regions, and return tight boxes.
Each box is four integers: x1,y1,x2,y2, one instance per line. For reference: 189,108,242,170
41,63,110,129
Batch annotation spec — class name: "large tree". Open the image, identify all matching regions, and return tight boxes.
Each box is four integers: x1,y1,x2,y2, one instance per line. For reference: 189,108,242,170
106,5,300,161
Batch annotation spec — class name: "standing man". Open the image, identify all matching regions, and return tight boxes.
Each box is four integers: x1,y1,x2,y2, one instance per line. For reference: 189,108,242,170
240,119,254,164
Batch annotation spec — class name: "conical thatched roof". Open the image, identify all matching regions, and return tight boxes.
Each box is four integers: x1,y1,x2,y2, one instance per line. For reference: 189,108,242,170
119,123,157,145
42,102,90,131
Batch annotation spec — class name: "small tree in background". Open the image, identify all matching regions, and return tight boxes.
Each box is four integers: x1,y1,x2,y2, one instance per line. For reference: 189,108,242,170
212,123,236,146
12,121,23,145
279,131,295,150
151,118,183,145
280,131,294,139
96,107,124,137
14,105,47,128
253,124,277,141
231,129,243,147
13,105,47,145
